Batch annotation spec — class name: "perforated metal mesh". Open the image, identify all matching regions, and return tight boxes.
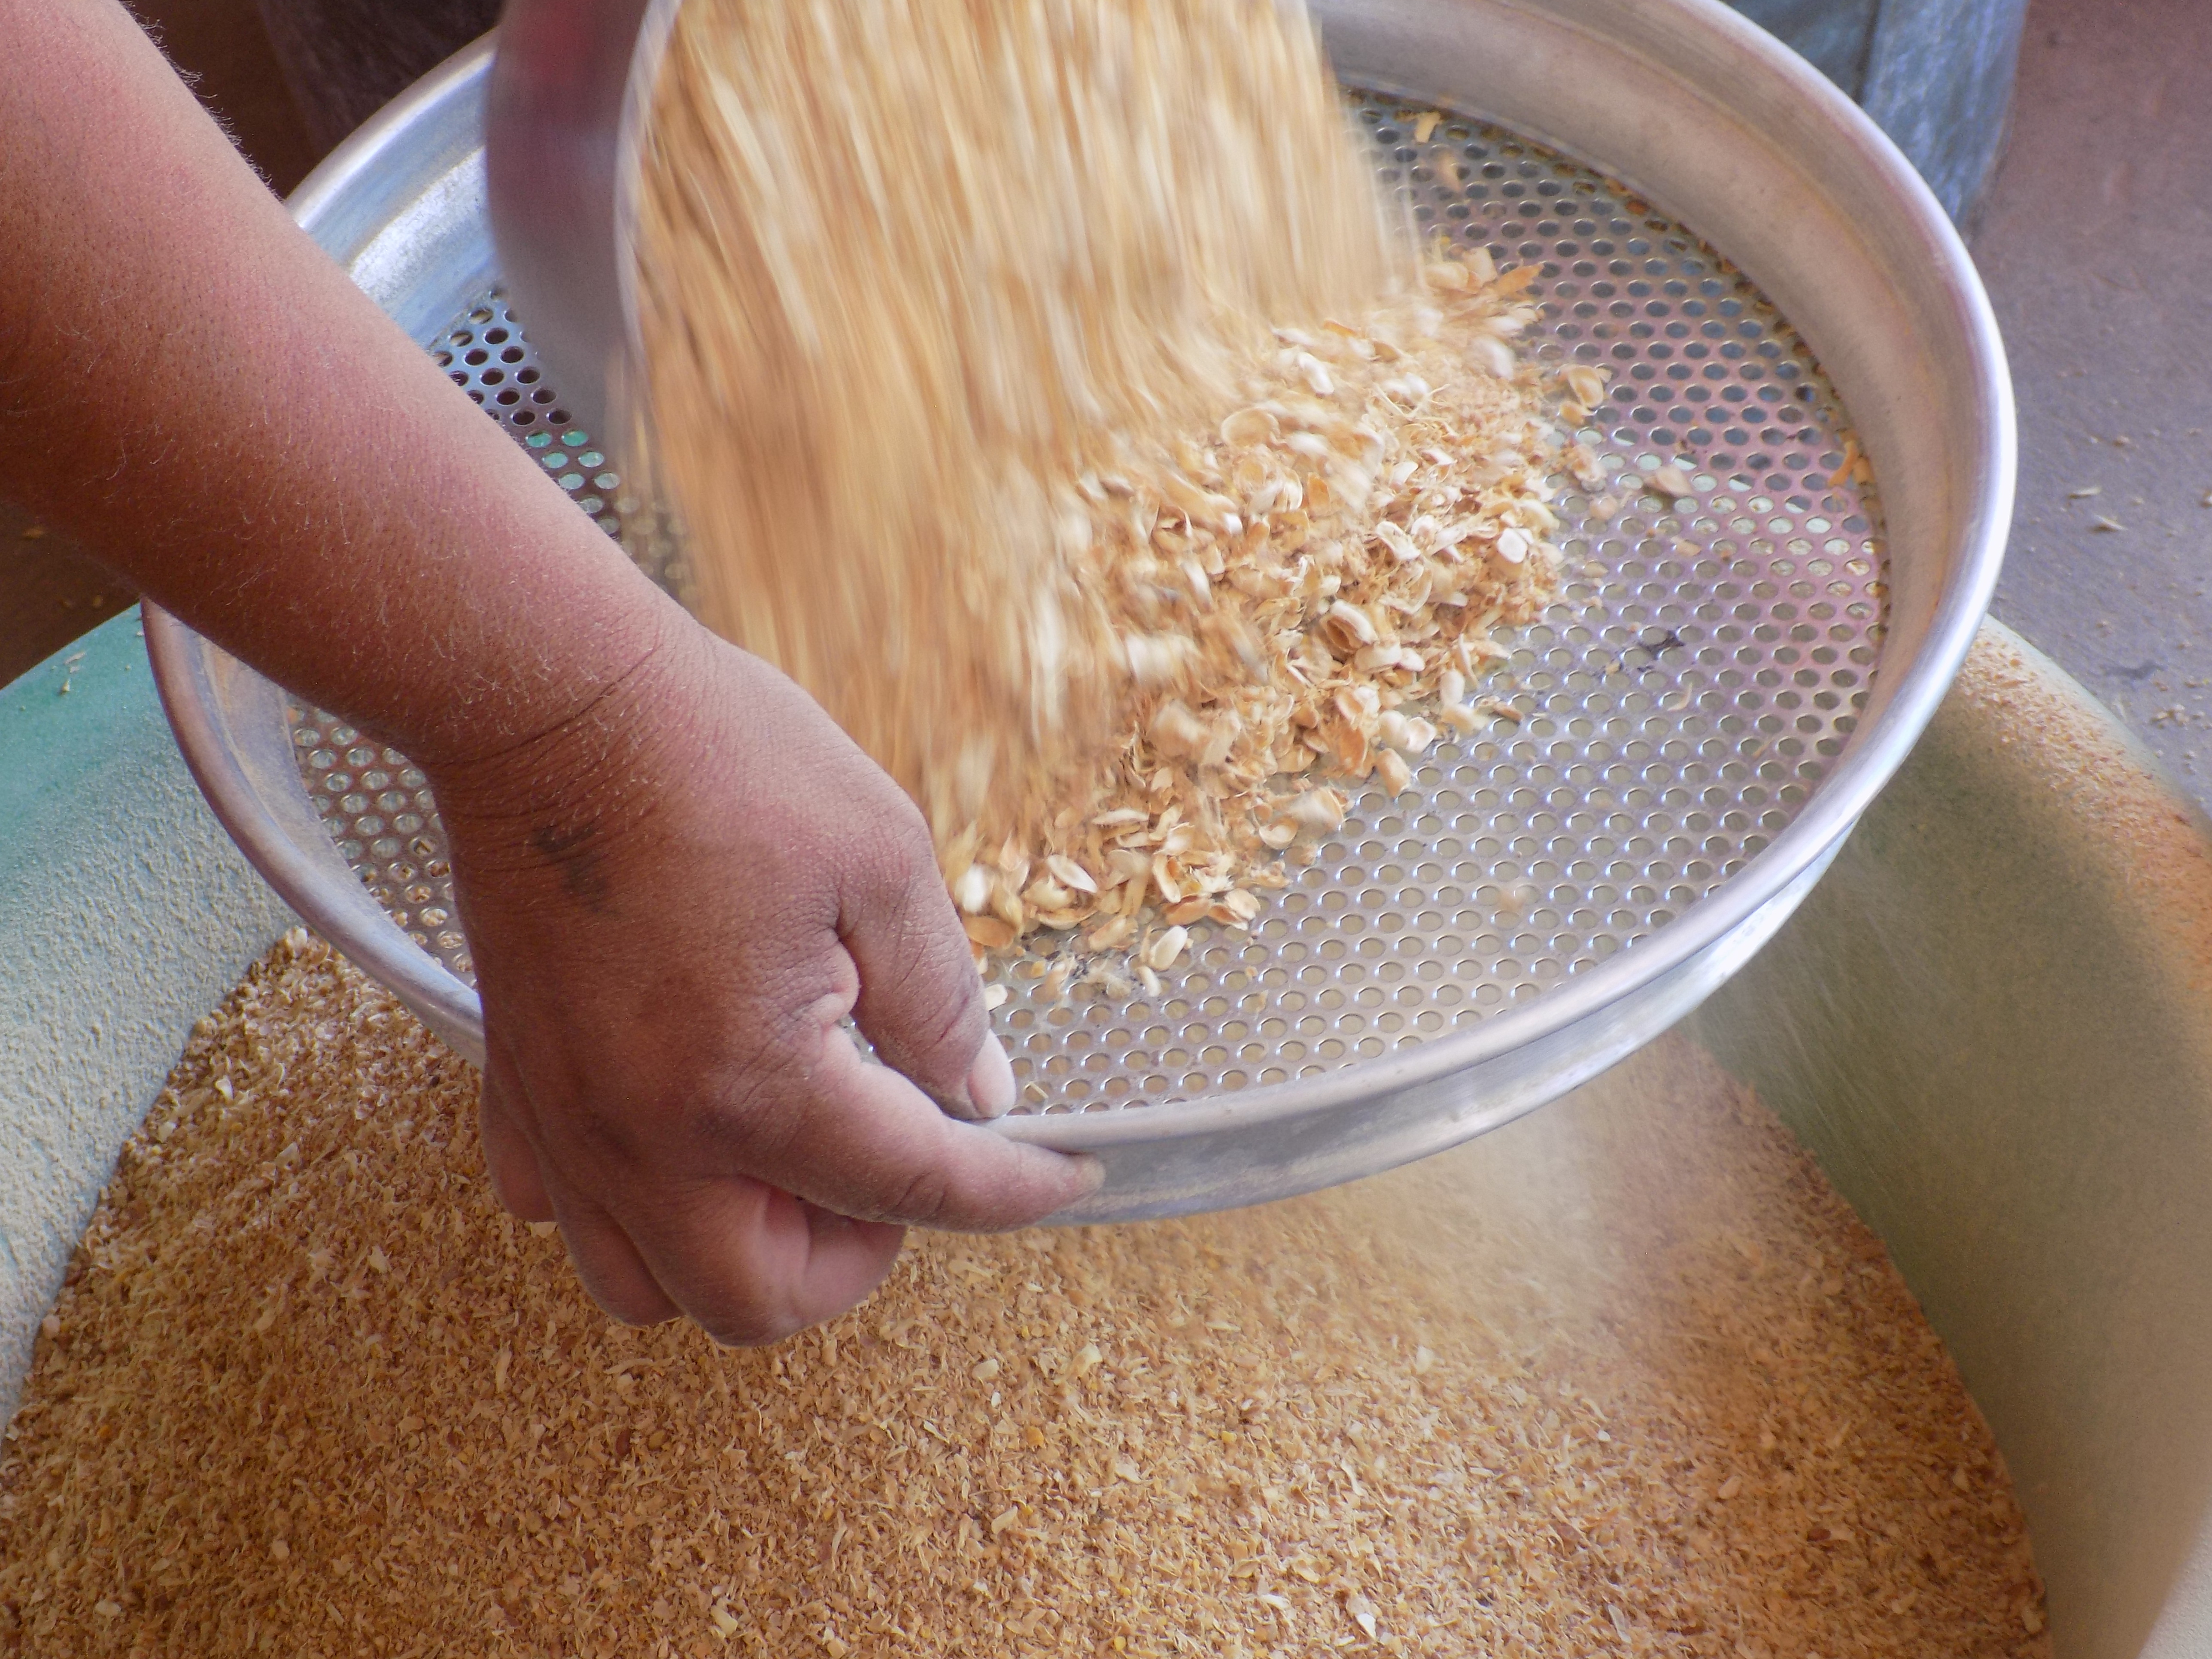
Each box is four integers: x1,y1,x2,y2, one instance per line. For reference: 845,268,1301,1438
289,93,1885,1115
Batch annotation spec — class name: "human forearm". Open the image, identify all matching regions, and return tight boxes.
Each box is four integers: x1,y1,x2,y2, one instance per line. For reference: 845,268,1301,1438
0,0,665,772
0,0,1094,1340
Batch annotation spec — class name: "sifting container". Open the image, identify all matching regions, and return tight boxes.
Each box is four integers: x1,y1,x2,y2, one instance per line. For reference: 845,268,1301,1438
145,0,2014,1222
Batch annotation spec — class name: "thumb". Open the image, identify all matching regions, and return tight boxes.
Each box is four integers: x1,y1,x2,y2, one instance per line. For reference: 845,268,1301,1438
746,1020,1098,1231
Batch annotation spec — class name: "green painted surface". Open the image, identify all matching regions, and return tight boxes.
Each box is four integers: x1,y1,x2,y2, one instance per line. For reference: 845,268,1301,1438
0,608,295,1417
1,611,161,861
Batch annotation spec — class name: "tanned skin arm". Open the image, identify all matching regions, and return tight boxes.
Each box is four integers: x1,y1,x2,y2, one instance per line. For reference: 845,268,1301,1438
0,0,1091,1342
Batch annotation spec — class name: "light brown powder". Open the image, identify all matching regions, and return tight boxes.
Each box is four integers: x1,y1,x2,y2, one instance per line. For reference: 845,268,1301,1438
0,934,2050,1656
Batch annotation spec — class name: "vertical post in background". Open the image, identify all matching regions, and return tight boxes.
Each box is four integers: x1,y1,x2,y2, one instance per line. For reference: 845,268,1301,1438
1860,0,2032,223
1726,0,2031,223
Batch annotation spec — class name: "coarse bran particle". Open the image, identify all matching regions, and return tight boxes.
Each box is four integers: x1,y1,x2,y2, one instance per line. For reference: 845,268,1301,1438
632,0,1570,972
0,935,2052,1657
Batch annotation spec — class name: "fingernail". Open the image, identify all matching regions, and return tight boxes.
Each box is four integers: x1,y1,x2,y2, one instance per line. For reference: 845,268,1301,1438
965,1032,1017,1120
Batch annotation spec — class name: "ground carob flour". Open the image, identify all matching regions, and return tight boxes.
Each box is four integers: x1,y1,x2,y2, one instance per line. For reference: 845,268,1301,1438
0,934,2050,1656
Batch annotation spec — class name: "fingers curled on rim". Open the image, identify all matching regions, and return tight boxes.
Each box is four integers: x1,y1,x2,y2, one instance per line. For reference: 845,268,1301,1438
483,1033,677,1328
478,1041,556,1223
614,1174,907,1346
549,1190,685,1329
733,1026,1098,1232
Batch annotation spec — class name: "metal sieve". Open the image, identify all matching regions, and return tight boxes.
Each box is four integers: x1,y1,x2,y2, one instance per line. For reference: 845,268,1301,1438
147,0,2012,1224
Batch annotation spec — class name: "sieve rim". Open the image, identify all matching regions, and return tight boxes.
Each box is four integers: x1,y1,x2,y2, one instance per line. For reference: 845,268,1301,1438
149,0,2012,1195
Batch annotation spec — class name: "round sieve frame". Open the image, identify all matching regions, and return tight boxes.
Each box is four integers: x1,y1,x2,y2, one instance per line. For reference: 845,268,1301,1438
149,0,2011,1222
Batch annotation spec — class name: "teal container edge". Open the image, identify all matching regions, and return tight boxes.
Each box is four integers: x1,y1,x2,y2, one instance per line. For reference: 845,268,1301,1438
1692,620,2212,1659
0,608,296,1422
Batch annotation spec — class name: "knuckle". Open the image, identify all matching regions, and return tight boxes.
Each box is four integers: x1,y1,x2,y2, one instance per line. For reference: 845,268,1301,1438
854,811,942,909
696,1030,825,1166
880,1167,956,1228
583,1279,676,1329
896,976,983,1073
849,917,984,1093
869,778,938,850
554,1095,653,1173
